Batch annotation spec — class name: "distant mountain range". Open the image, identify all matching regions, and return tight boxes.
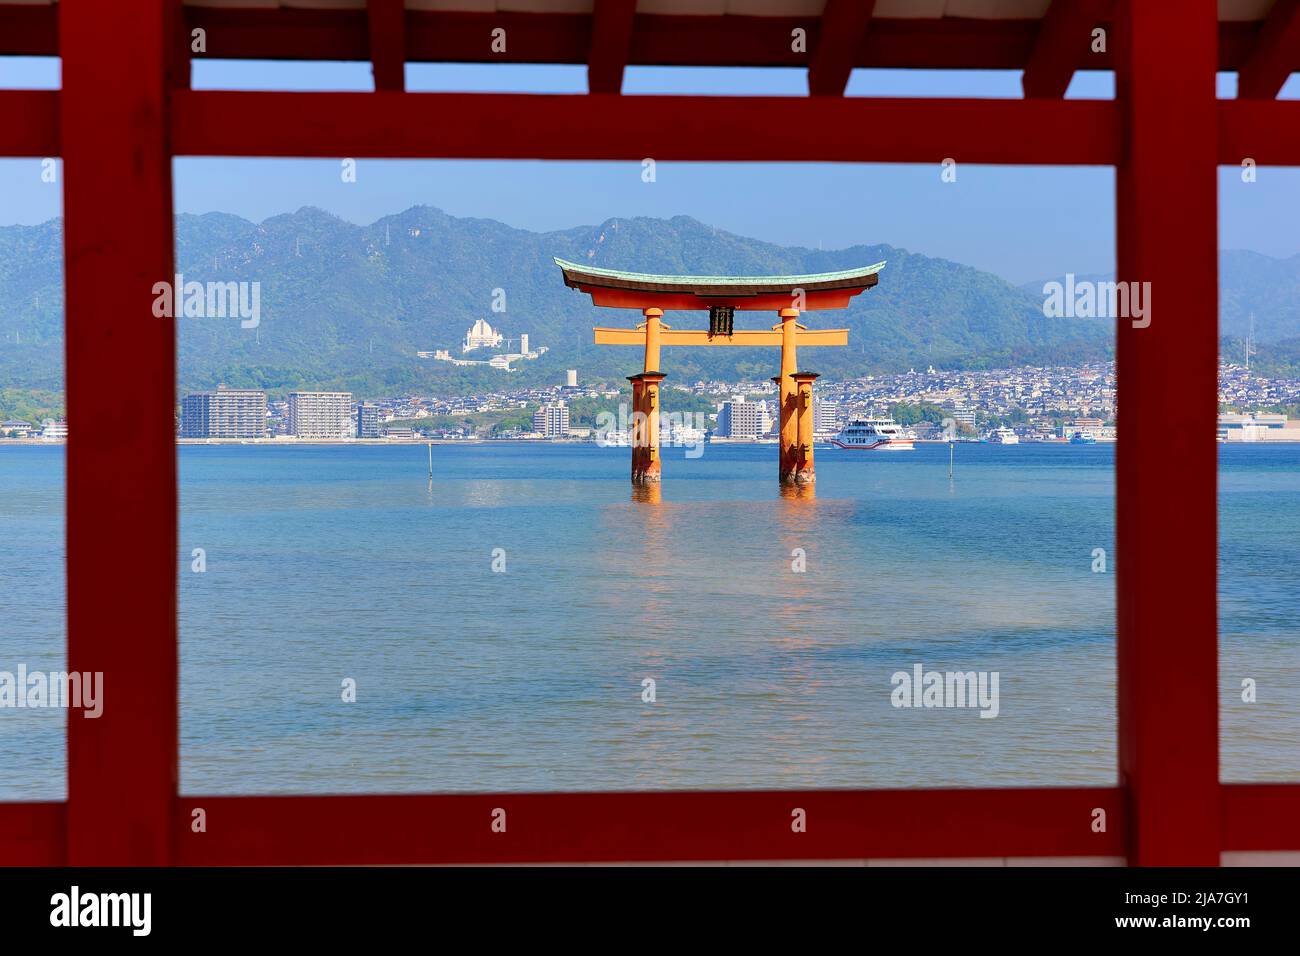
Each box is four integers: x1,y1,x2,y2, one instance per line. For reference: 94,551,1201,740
0,207,1295,400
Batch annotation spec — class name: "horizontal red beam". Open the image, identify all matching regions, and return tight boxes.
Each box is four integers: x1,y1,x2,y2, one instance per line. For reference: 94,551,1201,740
1217,99,1300,165
0,89,58,156
175,788,1126,865
169,90,1121,164
0,3,57,56
0,802,65,865
5,91,1299,179
1222,783,1300,851
0,4,1268,72
2,782,1296,866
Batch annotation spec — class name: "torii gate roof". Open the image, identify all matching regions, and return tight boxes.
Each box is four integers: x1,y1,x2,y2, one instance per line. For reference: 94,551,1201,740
554,257,885,310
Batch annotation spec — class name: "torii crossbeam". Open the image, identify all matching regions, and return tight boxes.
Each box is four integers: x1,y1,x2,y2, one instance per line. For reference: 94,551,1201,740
555,257,885,485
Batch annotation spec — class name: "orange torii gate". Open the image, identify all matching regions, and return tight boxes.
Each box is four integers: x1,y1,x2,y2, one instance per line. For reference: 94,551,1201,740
555,258,885,485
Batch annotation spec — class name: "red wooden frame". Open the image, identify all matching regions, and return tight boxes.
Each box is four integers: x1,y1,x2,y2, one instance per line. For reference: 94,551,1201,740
1,0,1298,866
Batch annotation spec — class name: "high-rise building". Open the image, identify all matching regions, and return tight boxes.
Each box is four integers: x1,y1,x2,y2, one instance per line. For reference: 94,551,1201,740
813,399,840,434
519,333,529,354
288,391,353,439
356,403,381,439
532,401,570,438
716,396,771,439
181,386,267,438
949,404,977,432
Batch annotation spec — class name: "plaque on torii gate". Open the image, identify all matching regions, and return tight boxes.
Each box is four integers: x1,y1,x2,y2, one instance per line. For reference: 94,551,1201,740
554,257,886,485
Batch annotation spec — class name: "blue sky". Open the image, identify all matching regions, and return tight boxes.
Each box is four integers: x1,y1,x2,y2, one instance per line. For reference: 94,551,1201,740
1,56,1296,285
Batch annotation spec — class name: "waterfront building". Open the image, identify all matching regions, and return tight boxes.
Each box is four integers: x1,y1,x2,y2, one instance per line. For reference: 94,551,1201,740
1,419,33,438
1218,412,1294,442
533,401,570,438
949,404,977,432
462,318,503,352
1064,417,1105,440
181,387,266,439
813,399,840,435
717,396,772,439
288,391,353,439
357,403,382,439
40,419,68,441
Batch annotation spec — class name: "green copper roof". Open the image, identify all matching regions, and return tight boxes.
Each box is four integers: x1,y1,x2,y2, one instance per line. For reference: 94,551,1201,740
554,257,885,295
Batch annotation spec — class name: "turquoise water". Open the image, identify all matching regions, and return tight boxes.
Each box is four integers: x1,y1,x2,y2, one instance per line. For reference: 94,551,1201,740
0,442,1295,797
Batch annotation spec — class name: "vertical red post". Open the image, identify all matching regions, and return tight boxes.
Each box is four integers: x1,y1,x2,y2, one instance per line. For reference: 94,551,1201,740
62,0,179,864
1114,0,1220,865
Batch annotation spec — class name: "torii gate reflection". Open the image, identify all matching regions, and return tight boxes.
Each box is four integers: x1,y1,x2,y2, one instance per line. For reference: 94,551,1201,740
554,258,885,485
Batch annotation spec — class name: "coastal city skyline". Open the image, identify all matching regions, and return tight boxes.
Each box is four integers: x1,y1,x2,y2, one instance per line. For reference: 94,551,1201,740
9,358,1297,447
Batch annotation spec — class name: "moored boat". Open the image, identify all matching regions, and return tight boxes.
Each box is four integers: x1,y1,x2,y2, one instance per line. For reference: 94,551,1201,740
831,417,915,450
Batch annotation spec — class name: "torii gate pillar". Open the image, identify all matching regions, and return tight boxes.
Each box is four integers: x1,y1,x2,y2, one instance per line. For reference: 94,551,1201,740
775,308,802,484
629,371,665,483
793,372,819,484
630,307,666,484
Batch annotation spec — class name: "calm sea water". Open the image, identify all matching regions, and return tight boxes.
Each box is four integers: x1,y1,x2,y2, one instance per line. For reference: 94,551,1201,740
1,441,1296,798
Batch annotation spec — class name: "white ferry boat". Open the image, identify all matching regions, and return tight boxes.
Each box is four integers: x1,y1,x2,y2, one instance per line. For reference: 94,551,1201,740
830,417,915,451
988,426,1020,444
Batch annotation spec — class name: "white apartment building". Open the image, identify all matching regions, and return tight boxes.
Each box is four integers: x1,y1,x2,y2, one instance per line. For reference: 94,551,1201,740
813,399,840,435
288,391,353,439
533,401,570,438
716,396,772,439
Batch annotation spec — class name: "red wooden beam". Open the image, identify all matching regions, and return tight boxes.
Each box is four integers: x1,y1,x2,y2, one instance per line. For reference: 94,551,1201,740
1218,98,1300,164
0,5,1280,73
174,788,1126,865
1113,0,1220,866
26,50,1300,167
0,803,65,865
587,0,637,94
1022,0,1113,98
169,0,191,90
1237,0,1300,99
404,10,591,65
61,0,179,865
1222,783,1300,851
170,90,1121,165
367,0,406,93
0,90,58,156
0,3,57,56
807,0,875,97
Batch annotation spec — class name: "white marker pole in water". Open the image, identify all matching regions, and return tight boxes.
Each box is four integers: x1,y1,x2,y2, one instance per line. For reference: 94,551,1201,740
949,440,954,479
428,441,433,479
